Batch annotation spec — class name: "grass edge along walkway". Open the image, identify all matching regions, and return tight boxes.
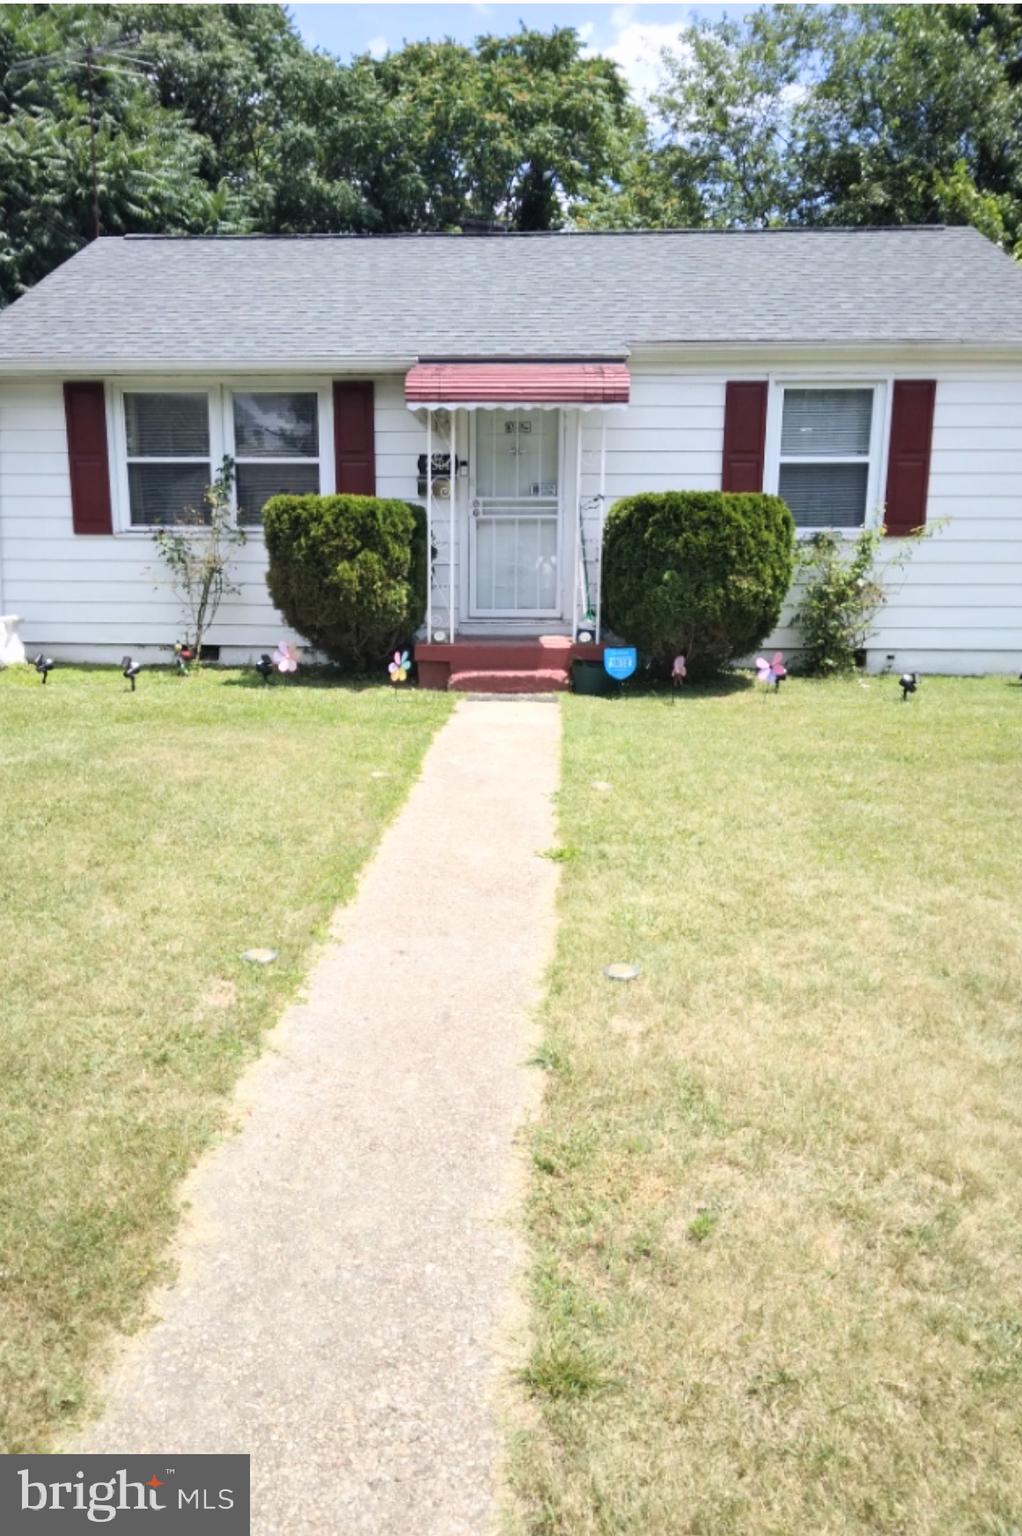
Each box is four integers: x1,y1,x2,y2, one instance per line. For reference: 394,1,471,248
0,665,451,1452
508,676,1022,1536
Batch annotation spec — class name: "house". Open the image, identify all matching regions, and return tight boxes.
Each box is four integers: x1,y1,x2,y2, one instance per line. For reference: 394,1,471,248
0,226,1020,686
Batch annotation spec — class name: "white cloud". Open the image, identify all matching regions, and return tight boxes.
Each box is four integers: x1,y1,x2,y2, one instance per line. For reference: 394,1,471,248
577,21,595,44
605,19,688,105
366,34,388,60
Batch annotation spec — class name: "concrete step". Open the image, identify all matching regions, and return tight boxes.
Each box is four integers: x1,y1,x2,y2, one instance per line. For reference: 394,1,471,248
448,667,570,694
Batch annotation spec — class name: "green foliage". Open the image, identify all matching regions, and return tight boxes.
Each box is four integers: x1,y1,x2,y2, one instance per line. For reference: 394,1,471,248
793,524,923,676
654,5,1022,250
0,10,641,305
601,491,795,678
262,494,427,672
151,456,245,658
350,28,643,233
687,1209,720,1244
521,1340,609,1401
0,6,232,304
5,3,1022,304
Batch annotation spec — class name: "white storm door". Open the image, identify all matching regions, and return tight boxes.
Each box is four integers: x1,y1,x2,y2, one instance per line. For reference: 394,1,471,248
469,409,561,618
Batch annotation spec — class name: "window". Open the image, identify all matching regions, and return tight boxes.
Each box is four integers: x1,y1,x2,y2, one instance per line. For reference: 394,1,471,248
124,392,211,526
777,387,875,529
116,385,328,531
232,392,320,526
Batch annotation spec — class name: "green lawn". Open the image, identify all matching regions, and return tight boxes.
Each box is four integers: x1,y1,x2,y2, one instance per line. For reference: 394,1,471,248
512,677,1022,1536
0,665,450,1452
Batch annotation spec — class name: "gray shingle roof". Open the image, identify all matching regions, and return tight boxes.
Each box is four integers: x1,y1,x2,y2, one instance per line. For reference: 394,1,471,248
0,226,1020,368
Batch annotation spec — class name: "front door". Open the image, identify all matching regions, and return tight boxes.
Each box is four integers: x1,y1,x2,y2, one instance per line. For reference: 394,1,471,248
469,409,561,618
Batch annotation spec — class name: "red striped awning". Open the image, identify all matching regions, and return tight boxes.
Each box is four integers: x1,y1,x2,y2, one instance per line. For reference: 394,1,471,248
405,361,629,409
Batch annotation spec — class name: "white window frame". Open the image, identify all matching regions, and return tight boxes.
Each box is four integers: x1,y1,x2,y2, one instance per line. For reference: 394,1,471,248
764,378,889,536
112,385,220,534
108,379,335,535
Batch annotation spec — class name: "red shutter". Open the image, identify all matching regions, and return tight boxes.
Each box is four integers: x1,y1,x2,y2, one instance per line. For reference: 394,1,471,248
333,381,375,495
64,381,113,534
884,380,935,536
721,381,768,492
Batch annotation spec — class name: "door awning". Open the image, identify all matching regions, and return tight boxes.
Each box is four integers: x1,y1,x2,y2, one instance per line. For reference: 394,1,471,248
405,361,630,411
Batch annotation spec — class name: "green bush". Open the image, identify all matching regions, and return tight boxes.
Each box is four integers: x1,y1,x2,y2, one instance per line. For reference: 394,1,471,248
601,491,795,677
793,526,927,675
262,494,427,671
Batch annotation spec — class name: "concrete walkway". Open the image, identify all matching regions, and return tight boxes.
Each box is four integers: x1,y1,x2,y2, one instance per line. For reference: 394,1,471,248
73,698,561,1535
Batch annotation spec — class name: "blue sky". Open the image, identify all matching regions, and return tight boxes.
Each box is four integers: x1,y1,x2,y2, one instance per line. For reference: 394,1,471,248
288,4,750,100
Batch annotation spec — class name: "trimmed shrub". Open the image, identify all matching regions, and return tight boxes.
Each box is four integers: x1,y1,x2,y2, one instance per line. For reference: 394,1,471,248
601,491,795,677
263,494,427,671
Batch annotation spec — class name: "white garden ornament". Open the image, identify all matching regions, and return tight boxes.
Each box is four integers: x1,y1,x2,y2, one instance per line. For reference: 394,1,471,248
0,615,26,667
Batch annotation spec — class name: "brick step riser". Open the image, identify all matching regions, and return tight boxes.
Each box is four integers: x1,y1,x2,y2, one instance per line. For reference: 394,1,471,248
448,668,570,694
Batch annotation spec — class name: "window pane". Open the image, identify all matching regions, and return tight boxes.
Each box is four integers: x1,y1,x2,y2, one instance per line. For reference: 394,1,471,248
781,389,872,457
233,393,318,458
779,462,869,529
475,410,559,500
125,393,209,457
128,462,211,527
236,462,319,526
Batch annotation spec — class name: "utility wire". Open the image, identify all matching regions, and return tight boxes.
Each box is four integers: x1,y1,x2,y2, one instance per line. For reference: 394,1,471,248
4,37,155,237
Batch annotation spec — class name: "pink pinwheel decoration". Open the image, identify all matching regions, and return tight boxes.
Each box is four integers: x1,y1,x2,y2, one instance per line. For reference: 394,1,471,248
273,641,300,674
755,651,787,688
388,650,411,684
672,654,687,684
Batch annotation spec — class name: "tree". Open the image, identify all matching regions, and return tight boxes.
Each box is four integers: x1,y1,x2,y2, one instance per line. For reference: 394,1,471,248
0,5,228,305
302,28,644,233
654,5,1022,251
0,10,644,305
467,27,643,230
651,11,815,228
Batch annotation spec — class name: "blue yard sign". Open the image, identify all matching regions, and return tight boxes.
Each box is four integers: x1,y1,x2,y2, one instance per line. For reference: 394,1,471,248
603,646,637,682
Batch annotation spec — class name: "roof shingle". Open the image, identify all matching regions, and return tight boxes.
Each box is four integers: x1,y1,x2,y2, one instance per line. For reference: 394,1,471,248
0,226,1020,368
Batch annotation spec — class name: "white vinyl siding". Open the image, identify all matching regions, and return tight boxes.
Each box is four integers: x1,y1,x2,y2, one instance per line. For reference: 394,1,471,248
1,361,1021,673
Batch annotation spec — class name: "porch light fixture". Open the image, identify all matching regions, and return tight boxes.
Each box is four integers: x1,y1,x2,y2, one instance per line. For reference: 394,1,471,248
432,629,448,643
